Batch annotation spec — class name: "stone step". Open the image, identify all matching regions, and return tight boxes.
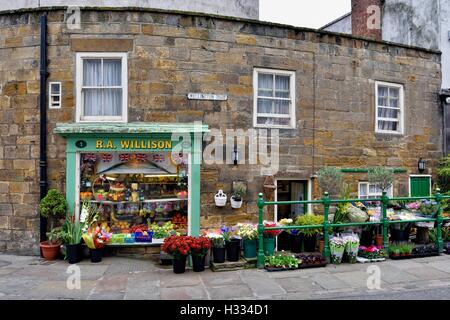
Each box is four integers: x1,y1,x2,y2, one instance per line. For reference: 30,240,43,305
210,255,257,272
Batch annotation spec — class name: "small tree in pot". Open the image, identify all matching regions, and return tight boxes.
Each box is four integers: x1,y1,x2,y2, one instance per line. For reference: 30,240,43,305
230,184,246,209
39,189,68,260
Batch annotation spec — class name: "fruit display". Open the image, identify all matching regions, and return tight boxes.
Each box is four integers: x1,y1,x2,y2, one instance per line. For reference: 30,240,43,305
110,182,126,192
112,221,130,230
172,213,188,230
130,224,148,233
80,191,93,200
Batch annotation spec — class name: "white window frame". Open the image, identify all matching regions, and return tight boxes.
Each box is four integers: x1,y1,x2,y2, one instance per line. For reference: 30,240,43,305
76,52,128,123
358,182,393,199
49,81,62,109
253,68,296,129
375,81,404,135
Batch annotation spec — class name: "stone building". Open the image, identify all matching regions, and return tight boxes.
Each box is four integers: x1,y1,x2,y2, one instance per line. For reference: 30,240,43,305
0,4,443,254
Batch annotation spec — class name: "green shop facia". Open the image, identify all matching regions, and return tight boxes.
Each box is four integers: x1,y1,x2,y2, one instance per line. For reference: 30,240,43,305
54,123,209,240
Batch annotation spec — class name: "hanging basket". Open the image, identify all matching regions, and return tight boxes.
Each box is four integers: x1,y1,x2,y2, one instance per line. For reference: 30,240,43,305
214,190,227,207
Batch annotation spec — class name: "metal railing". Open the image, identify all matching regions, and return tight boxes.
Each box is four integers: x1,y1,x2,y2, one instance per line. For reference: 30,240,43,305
256,190,450,269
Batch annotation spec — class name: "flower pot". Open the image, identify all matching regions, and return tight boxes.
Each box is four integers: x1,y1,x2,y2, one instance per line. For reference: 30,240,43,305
277,231,290,251
192,254,206,272
263,237,276,256
416,227,430,244
212,247,226,263
318,240,325,254
173,255,187,274
360,229,374,247
243,239,257,258
225,239,241,262
214,190,227,207
66,243,82,264
375,234,383,247
89,248,103,263
290,234,303,253
303,235,317,252
230,197,243,209
40,241,61,261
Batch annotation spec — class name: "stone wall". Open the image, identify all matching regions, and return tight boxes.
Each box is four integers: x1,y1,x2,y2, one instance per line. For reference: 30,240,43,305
0,8,442,254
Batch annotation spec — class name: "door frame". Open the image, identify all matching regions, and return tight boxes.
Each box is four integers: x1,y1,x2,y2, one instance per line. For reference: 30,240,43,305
409,175,432,197
274,178,312,222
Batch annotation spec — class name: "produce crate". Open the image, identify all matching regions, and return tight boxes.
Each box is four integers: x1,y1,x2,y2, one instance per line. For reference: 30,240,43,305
110,234,126,244
135,232,154,243
124,234,136,244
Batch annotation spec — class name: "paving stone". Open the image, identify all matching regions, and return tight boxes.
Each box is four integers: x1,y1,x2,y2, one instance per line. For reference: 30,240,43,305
160,272,201,288
125,272,160,300
276,277,322,293
310,272,350,290
239,271,285,297
206,285,253,300
201,272,244,287
160,285,208,300
425,260,450,273
0,260,11,268
384,259,424,270
377,265,420,284
403,267,449,280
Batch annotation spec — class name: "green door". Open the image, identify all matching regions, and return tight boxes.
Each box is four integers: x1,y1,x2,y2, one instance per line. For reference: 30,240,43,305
410,177,431,197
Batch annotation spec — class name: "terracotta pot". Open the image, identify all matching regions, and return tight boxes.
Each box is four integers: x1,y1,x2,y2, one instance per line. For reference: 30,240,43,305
40,241,61,261
375,234,383,247
318,240,325,254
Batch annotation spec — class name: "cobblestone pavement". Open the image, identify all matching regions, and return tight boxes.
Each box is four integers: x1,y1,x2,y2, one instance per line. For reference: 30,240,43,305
1,253,450,300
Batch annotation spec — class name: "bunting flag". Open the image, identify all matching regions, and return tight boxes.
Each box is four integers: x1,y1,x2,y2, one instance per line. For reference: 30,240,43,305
135,153,148,162
101,154,113,163
119,154,130,162
83,153,97,162
152,153,164,163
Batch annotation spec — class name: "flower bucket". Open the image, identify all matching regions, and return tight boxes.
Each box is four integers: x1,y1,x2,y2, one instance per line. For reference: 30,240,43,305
192,254,206,272
290,234,303,253
173,255,187,274
230,197,243,209
66,244,82,264
303,235,317,252
329,237,346,264
263,237,276,256
212,247,226,263
243,239,257,258
214,190,227,207
225,239,241,262
89,248,103,263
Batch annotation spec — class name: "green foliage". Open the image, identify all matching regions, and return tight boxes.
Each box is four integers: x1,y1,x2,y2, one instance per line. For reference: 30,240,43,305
232,184,246,201
334,183,352,224
429,227,450,243
39,189,67,219
437,156,450,192
368,167,394,192
389,242,414,255
264,253,299,269
317,167,344,197
46,227,63,244
295,214,324,236
63,218,84,245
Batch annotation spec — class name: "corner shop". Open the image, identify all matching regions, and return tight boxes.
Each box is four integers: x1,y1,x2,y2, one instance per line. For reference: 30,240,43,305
54,122,209,241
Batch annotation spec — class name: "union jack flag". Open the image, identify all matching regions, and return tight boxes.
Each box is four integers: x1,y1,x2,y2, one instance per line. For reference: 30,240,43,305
119,154,130,162
135,154,148,162
152,153,164,163
101,154,113,163
83,153,97,162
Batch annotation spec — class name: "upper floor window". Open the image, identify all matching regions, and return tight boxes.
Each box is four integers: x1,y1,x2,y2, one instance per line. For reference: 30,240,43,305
76,52,128,122
253,68,296,129
375,81,404,134
358,182,393,199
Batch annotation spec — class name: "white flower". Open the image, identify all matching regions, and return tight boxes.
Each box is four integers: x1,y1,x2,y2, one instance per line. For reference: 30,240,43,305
80,207,88,223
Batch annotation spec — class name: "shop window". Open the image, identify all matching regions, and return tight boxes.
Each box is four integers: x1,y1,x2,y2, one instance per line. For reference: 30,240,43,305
375,81,404,134
79,151,189,237
76,52,128,122
253,68,296,129
49,82,61,109
358,182,393,199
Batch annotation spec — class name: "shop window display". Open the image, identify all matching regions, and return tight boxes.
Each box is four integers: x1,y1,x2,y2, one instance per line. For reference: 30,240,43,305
79,151,189,241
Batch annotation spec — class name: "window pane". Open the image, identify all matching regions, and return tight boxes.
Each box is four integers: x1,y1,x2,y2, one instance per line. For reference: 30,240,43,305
378,86,388,97
378,97,388,107
359,184,368,196
390,98,398,109
389,87,399,98
257,98,274,114
103,89,122,116
369,184,381,195
103,59,122,86
51,83,60,94
378,107,398,119
83,89,102,116
274,99,290,114
83,59,102,86
258,74,273,96
257,117,290,126
275,75,290,98
378,120,398,131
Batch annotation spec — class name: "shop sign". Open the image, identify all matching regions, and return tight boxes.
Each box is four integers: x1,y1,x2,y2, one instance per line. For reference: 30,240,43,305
75,140,87,148
95,139,173,150
187,93,227,101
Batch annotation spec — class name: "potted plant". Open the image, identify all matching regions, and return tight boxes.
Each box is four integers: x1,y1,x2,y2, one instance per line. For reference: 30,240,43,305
279,218,302,253
230,184,246,209
358,245,387,261
207,233,226,263
214,190,227,207
317,167,344,198
416,200,438,244
221,226,241,262
264,252,299,271
39,189,68,260
162,235,192,274
237,223,258,259
343,233,360,263
82,224,112,263
263,221,281,256
190,236,211,272
329,236,346,264
63,213,84,264
295,214,324,252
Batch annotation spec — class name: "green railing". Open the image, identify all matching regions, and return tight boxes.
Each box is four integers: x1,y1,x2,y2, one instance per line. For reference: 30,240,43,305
256,190,450,269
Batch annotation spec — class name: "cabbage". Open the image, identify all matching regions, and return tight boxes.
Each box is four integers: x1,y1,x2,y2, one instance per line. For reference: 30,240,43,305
347,206,368,223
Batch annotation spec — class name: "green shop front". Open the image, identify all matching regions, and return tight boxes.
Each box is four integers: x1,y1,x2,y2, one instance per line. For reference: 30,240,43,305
54,123,208,244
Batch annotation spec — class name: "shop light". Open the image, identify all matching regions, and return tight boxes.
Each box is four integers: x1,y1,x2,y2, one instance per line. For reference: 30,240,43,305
144,174,179,178
418,158,426,173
